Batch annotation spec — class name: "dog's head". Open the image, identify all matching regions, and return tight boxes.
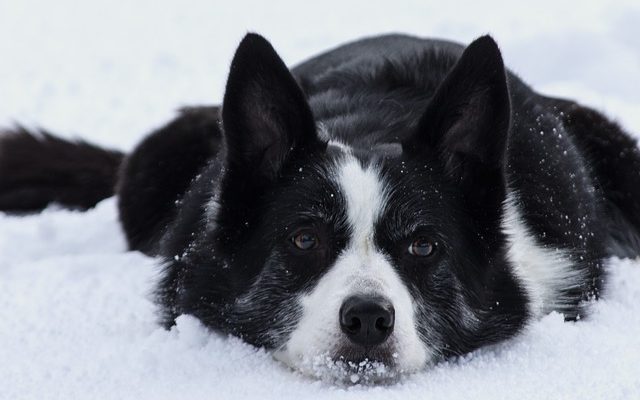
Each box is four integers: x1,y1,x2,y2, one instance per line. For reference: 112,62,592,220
185,34,527,382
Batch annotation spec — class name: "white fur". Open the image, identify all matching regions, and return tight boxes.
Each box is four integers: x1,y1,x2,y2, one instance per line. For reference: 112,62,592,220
327,138,353,154
502,193,586,317
274,154,429,374
205,190,220,230
316,122,331,142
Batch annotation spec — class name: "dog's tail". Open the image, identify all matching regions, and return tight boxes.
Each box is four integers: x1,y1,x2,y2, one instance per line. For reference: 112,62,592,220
0,126,124,213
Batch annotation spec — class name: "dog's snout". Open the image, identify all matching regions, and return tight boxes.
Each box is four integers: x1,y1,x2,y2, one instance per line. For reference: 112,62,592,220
339,295,395,347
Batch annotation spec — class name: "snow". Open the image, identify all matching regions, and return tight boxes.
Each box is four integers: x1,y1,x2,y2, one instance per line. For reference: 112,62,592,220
1,0,640,398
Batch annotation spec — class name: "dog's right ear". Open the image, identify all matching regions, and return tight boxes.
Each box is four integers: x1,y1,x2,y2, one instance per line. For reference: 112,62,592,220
222,33,320,183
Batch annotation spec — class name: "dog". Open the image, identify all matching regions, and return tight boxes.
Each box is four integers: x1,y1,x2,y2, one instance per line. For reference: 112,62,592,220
2,33,640,382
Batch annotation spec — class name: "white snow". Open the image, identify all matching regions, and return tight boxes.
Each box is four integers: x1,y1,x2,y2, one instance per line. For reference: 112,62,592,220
1,0,640,399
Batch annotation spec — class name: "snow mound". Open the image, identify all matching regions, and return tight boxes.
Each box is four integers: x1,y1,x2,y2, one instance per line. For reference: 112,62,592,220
1,201,639,400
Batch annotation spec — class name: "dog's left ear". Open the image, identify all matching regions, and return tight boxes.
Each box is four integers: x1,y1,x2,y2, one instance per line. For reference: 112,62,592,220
222,33,320,182
404,35,510,212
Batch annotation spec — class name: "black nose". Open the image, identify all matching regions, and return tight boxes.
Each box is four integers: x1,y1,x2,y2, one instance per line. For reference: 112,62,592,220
339,295,395,347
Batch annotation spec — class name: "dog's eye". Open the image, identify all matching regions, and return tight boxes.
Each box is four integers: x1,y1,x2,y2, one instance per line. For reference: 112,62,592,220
292,231,318,250
408,237,435,257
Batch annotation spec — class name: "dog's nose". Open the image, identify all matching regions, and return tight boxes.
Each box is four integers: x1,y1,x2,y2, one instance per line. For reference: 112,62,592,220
339,295,395,347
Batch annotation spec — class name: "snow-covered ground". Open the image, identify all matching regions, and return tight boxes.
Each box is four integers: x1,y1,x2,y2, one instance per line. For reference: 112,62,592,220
1,1,640,399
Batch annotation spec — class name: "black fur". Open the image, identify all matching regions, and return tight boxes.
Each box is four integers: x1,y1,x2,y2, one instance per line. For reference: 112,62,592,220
2,33,639,375
0,127,122,212
117,106,222,253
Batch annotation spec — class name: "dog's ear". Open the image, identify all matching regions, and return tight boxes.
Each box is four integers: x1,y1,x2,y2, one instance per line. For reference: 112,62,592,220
404,35,510,212
222,33,320,182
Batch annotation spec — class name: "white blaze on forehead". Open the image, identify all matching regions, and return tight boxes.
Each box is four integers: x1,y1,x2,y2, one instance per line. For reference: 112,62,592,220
274,153,430,375
337,156,387,251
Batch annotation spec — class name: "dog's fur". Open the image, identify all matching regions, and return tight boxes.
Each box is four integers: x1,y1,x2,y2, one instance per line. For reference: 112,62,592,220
2,33,640,382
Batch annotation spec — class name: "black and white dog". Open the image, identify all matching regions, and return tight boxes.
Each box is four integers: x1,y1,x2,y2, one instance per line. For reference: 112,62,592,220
2,33,640,382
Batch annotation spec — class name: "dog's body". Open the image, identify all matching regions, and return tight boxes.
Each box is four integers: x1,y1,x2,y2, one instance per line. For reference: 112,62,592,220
2,33,640,381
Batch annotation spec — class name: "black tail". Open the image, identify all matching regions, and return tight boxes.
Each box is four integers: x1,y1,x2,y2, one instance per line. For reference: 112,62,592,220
0,127,124,213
